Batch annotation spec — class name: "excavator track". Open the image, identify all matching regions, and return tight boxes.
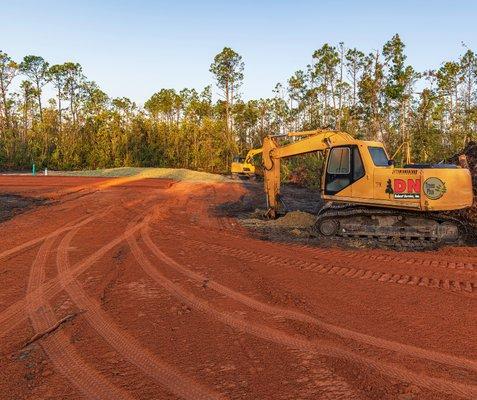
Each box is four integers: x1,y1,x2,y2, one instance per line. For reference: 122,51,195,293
315,203,467,243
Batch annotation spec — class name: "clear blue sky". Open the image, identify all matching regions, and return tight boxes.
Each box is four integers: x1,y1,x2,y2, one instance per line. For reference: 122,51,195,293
2,0,476,105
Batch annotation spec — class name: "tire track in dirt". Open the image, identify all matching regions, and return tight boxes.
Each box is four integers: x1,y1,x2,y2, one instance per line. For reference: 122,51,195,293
26,236,135,400
254,237,477,272
125,228,353,400
128,230,477,399
0,175,168,264
140,226,477,373
0,213,91,262
0,180,115,263
182,186,477,274
174,233,476,296
289,242,477,272
56,224,225,400
185,185,229,230
174,214,477,272
0,209,148,339
0,182,170,340
0,212,104,339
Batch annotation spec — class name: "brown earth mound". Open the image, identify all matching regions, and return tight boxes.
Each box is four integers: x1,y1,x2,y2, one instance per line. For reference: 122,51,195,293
273,210,316,228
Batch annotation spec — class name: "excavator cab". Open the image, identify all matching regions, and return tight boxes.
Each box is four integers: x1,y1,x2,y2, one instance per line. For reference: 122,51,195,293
232,156,246,164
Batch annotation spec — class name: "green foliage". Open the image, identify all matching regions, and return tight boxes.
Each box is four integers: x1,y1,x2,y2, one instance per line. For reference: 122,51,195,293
0,38,476,179
209,47,244,97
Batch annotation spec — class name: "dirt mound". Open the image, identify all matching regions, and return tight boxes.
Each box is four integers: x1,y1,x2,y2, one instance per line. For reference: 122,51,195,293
273,211,316,228
50,167,232,183
241,211,316,237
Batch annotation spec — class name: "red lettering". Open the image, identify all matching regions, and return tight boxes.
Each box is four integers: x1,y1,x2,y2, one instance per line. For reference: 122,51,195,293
394,179,406,193
407,179,421,193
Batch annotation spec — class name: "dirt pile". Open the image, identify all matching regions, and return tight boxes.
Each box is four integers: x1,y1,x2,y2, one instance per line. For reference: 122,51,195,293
240,211,316,239
51,167,232,183
273,210,316,228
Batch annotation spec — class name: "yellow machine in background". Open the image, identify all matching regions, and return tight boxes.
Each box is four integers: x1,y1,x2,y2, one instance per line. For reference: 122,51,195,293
262,130,473,242
231,147,263,178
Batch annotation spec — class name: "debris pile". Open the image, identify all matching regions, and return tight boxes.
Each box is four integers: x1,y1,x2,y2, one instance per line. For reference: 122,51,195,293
449,141,477,228
449,141,477,193
288,167,308,187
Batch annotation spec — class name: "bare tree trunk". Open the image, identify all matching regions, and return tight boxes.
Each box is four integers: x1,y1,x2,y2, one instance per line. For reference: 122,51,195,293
36,80,43,122
352,67,356,107
323,85,328,127
225,80,230,134
23,98,28,140
0,80,10,129
337,43,344,129
58,87,62,130
230,83,234,134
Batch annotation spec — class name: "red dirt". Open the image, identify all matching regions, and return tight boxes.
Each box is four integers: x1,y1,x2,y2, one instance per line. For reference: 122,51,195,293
0,176,476,400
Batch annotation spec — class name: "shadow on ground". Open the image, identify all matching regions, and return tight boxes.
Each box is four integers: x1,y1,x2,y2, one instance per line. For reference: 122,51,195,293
0,194,45,224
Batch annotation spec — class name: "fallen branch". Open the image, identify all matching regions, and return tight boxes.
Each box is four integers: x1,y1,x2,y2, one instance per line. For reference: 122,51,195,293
23,310,85,348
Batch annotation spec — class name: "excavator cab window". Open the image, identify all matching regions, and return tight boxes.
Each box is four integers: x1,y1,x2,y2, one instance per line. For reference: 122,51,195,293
325,146,365,195
327,147,350,174
368,147,389,166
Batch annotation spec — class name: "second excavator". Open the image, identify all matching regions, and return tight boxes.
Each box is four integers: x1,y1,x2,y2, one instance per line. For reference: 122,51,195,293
231,147,263,178
262,130,473,242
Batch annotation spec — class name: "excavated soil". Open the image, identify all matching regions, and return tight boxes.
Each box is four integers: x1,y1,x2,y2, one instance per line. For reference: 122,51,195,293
216,182,325,243
0,175,476,400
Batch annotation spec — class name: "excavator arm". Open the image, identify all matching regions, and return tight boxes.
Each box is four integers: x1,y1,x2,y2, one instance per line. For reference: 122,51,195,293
244,147,263,164
262,130,355,218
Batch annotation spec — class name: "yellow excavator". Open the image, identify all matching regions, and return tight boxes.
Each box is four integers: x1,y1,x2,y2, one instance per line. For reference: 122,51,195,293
262,130,473,242
231,147,263,178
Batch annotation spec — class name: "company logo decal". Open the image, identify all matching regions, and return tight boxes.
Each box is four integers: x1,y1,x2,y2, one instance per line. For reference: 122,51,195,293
423,177,446,200
386,178,421,199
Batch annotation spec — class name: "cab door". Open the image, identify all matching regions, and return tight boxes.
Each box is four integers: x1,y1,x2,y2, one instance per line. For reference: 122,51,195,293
324,145,366,198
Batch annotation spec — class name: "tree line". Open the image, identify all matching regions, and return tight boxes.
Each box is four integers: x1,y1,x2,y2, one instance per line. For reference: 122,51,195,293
0,34,476,174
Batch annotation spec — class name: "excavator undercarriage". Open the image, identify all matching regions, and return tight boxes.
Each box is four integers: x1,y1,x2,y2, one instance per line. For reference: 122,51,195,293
315,203,464,243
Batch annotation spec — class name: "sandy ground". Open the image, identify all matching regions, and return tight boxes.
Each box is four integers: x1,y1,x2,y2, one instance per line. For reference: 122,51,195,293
0,175,476,400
